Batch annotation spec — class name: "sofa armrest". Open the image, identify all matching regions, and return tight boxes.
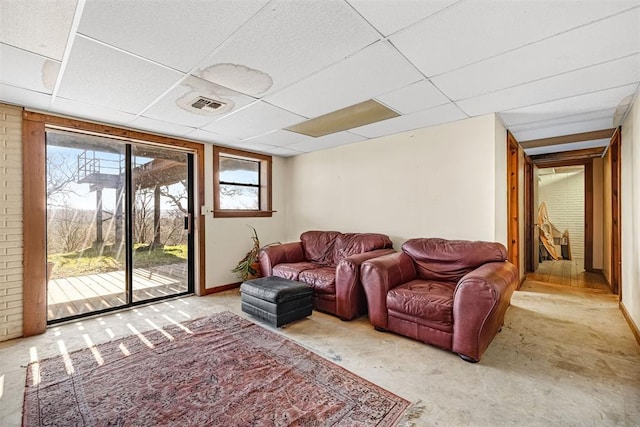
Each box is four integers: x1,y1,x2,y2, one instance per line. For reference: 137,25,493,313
335,248,396,320
452,261,518,361
258,242,305,277
360,252,416,329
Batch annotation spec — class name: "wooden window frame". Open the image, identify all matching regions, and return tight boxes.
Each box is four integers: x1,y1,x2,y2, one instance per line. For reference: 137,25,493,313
213,146,272,218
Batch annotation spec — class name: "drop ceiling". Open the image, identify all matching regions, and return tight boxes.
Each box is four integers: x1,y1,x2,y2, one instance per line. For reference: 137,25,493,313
1,0,639,158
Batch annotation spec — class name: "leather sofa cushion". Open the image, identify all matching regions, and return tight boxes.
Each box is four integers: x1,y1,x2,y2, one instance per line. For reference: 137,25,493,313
299,267,336,295
402,238,507,283
333,233,393,263
273,262,319,281
300,231,341,265
387,280,455,331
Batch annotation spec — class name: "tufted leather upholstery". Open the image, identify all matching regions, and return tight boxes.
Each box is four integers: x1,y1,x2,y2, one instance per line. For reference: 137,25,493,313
259,231,394,320
361,238,518,362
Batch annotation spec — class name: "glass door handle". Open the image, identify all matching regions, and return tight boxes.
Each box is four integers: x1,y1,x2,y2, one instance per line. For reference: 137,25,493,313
184,213,192,234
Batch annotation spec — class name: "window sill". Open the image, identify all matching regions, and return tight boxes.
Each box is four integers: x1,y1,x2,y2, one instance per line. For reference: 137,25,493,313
213,210,276,218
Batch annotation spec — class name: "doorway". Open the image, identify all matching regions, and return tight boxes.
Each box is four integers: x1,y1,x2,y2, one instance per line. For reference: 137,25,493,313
45,129,194,323
530,164,607,291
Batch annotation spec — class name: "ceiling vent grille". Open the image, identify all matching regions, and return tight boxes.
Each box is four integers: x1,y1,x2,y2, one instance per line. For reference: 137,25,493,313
191,96,225,112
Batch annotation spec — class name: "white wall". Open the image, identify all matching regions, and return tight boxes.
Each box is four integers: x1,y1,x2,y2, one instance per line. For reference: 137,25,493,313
204,144,288,288
285,114,508,249
538,169,585,260
621,93,640,332
0,104,23,341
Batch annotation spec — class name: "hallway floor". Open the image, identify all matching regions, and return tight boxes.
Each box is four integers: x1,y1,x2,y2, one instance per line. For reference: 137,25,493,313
528,258,610,291
1,279,639,426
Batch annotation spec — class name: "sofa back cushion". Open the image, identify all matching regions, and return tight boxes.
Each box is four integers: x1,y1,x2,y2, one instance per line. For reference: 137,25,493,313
333,233,393,263
402,238,507,283
300,231,341,265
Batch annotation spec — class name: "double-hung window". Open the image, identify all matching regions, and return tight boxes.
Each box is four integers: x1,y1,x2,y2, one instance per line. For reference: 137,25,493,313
213,146,272,217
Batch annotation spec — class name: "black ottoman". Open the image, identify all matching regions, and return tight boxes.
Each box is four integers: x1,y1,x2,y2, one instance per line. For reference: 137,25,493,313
240,276,313,327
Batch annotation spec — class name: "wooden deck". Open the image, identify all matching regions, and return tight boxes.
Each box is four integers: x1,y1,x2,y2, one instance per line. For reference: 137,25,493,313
47,263,188,321
527,259,610,291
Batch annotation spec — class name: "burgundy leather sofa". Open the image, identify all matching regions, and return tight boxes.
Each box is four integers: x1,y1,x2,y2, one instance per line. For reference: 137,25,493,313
360,238,518,362
259,231,394,320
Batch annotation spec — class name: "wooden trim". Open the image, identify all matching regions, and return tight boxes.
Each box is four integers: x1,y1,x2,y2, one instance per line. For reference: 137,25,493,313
22,117,47,336
213,145,273,218
620,302,640,347
204,282,241,295
21,111,208,324
520,129,616,149
610,127,621,297
584,161,593,272
530,147,606,165
507,132,520,270
524,155,534,273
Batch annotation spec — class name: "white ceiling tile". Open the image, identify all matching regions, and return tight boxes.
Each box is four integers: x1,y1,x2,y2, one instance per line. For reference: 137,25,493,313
142,76,256,128
524,139,610,156
202,101,305,139
502,84,638,120
197,0,380,96
350,103,467,139
78,0,268,72
348,0,459,36
129,117,196,137
514,118,616,142
457,54,640,117
376,79,450,115
391,0,640,77
185,129,241,145
0,0,77,60
0,83,52,110
264,146,305,158
235,140,304,157
265,41,422,118
507,109,617,133
432,9,640,100
57,36,184,114
242,130,313,147
286,131,364,153
0,44,60,93
50,96,138,125
500,108,618,128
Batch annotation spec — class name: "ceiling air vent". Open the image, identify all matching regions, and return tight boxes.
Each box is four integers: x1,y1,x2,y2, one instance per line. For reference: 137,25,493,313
191,96,225,112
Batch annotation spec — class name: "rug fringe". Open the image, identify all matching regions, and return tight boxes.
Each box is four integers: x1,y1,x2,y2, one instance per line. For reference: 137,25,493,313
395,400,426,427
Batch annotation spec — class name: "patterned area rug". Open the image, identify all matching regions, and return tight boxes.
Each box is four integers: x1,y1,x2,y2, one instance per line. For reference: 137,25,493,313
23,311,409,426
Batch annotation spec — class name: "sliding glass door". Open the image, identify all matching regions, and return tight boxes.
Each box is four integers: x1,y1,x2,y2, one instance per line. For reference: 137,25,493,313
131,145,191,302
46,129,193,323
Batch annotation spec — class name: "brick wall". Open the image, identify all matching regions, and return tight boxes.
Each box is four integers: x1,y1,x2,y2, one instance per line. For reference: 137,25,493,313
539,168,585,260
0,104,23,341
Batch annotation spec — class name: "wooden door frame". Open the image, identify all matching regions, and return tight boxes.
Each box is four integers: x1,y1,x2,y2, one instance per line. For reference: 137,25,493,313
22,111,207,336
610,127,622,296
507,132,520,278
524,156,534,273
525,158,594,275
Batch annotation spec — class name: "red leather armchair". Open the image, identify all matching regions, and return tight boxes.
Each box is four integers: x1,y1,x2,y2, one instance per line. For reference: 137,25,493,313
360,238,518,362
259,231,394,320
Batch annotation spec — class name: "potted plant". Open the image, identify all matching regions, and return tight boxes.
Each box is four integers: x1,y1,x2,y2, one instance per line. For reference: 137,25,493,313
232,226,279,281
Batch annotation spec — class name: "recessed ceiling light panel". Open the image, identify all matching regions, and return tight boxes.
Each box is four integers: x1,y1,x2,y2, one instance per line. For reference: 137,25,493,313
286,99,399,137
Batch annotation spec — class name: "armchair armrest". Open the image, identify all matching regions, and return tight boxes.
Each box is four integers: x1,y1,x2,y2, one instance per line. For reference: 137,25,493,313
335,248,396,320
258,242,305,277
452,261,518,361
360,252,416,329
